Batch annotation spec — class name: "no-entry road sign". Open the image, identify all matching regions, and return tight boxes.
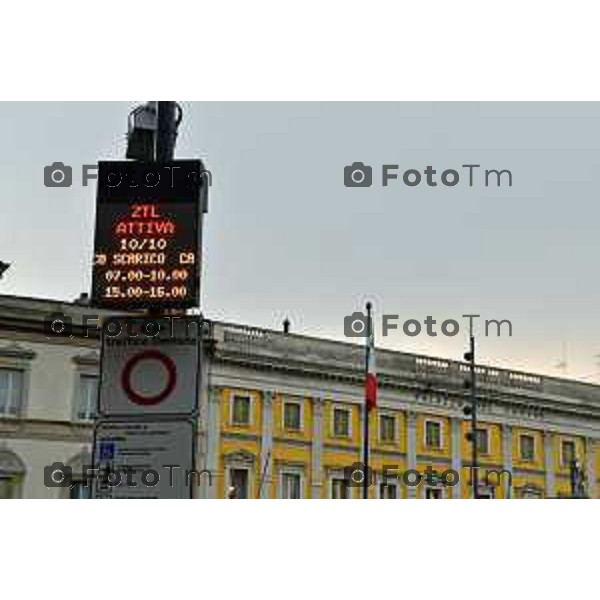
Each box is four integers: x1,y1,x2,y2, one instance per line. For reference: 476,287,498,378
98,316,200,417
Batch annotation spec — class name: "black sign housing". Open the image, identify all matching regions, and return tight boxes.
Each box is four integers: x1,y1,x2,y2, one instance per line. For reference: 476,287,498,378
91,160,206,310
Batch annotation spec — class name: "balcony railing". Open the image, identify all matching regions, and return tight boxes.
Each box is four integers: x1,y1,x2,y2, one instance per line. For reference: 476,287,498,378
211,321,600,406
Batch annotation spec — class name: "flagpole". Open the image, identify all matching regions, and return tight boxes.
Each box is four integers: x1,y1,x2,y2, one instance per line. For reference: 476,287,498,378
363,301,372,499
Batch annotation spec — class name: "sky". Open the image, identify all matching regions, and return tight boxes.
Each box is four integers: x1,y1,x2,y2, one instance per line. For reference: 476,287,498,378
1,101,600,381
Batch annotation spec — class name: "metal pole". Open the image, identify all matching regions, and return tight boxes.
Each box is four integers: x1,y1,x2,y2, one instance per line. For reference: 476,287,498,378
363,302,372,499
469,328,478,499
156,101,177,162
149,101,178,320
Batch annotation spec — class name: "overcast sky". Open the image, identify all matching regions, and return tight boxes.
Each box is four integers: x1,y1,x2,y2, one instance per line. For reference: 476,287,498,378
1,102,600,381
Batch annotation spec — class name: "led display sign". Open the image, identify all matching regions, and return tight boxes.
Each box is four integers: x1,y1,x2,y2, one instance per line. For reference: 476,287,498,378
91,160,205,309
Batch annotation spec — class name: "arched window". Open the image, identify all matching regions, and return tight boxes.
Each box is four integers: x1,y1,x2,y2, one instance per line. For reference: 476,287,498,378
0,449,26,499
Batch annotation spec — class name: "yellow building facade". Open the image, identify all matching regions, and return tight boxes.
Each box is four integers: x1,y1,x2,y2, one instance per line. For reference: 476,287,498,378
207,387,595,499
201,322,600,499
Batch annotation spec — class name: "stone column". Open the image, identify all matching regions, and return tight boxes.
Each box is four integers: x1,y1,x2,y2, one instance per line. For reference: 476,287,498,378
586,437,596,499
502,424,513,499
311,396,325,498
259,390,274,498
544,430,555,498
451,417,462,499
204,386,221,499
406,410,417,498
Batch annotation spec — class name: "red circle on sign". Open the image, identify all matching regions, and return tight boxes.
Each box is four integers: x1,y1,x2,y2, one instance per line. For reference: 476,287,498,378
121,350,177,406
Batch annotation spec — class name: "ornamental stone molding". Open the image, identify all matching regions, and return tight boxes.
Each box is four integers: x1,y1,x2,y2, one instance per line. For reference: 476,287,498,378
223,449,256,466
72,351,100,367
0,343,36,361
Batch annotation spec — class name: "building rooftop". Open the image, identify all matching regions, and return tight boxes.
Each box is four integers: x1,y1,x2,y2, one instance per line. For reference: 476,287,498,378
2,292,600,420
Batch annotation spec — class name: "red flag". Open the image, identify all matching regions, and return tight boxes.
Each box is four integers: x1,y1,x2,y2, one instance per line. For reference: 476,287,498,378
365,323,377,410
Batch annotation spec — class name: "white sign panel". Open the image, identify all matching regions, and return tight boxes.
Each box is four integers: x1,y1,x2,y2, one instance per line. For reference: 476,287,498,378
92,419,195,499
99,316,200,416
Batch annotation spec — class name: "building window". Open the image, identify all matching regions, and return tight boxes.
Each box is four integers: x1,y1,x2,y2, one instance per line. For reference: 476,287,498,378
283,401,302,431
379,414,396,443
561,440,575,467
281,472,302,499
475,428,489,455
333,407,351,438
520,434,535,461
331,477,350,499
379,482,398,499
0,368,24,416
425,488,443,499
77,375,98,421
228,468,250,499
424,420,442,449
231,395,251,426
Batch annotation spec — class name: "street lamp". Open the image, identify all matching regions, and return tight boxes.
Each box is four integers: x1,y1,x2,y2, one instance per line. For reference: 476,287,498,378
0,261,11,280
463,328,478,498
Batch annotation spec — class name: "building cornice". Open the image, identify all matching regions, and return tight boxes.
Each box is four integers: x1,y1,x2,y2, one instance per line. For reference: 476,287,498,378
0,417,93,442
